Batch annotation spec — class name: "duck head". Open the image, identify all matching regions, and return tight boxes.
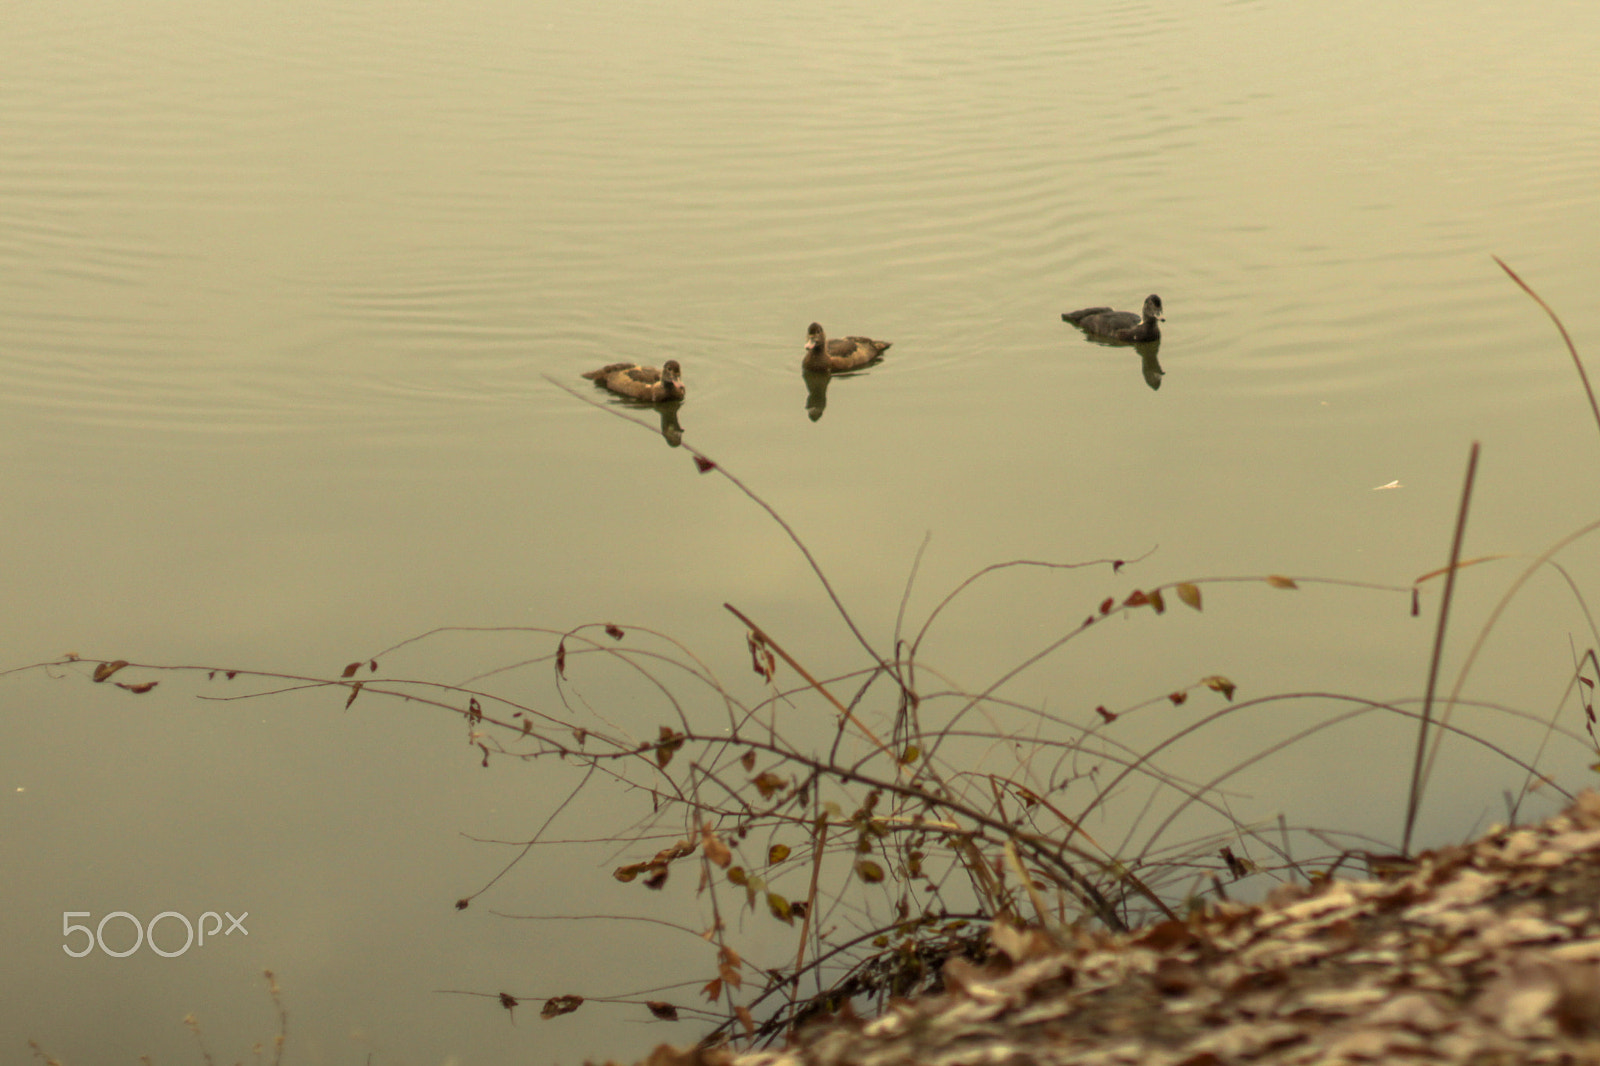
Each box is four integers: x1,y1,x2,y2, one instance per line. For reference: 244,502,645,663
660,359,685,400
803,323,827,371
1142,295,1165,324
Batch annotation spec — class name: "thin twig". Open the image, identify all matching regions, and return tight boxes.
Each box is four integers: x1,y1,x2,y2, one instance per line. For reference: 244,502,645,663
1403,441,1479,856
1494,256,1600,442
547,374,896,679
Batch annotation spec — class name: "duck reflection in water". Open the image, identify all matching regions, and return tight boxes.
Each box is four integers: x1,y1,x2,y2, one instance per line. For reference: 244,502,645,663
803,369,832,421
800,323,891,421
1134,343,1164,390
656,401,685,447
1061,296,1166,391
580,359,687,445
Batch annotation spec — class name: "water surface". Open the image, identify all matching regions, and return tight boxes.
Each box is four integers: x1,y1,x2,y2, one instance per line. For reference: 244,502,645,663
5,0,1600,1061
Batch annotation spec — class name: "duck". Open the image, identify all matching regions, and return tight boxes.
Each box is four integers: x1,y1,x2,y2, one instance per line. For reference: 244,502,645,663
581,359,686,402
802,323,891,373
1062,294,1164,343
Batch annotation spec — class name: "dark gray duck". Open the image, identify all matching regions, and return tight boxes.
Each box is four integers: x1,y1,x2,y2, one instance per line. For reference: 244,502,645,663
802,323,891,373
581,359,686,402
1062,294,1164,343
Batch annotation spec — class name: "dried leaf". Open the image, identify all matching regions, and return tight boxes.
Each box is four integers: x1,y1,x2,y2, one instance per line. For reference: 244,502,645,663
555,639,566,679
736,1005,755,1037
746,631,775,682
479,743,490,768
768,844,790,865
693,456,716,474
1202,675,1237,700
702,978,722,1002
540,995,583,1019
1123,589,1149,608
92,661,130,683
657,840,696,863
701,825,732,869
1176,582,1202,611
1168,690,1188,706
856,859,885,884
644,865,669,890
115,681,158,694
468,697,483,725
767,892,793,924
499,992,519,1013
655,726,686,769
646,1001,679,1021
718,946,743,988
1148,588,1166,614
727,866,748,886
369,659,379,672
1096,705,1117,723
900,745,920,765
740,749,757,772
615,859,669,884
455,898,470,910
1113,559,1125,573
1099,597,1115,615
1582,676,1595,691
751,771,787,799
341,661,361,679
605,624,625,641
345,682,362,709
1267,575,1298,589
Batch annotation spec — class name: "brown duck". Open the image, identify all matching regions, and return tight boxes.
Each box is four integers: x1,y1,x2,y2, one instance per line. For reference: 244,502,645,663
581,359,686,402
1062,294,1164,343
802,323,891,373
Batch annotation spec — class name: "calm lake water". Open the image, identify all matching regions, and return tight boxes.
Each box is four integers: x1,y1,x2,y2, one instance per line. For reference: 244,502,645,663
6,0,1600,1062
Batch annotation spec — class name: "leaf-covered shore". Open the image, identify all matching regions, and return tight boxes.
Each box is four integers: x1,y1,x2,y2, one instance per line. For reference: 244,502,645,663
631,791,1600,1066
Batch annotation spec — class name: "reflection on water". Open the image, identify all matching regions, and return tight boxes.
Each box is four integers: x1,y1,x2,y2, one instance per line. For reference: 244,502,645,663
657,400,685,447
804,369,833,421
1137,344,1165,391
1060,324,1167,391
800,364,888,422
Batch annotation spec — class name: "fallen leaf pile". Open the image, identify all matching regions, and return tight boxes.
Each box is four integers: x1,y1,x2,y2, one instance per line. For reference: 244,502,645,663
631,791,1600,1066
